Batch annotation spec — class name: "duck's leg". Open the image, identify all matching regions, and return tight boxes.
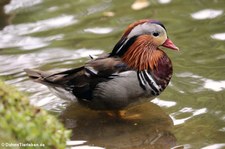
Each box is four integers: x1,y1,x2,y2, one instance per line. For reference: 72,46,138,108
105,110,141,120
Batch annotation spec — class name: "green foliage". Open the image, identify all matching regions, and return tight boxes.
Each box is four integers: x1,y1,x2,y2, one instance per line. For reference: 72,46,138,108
0,80,71,149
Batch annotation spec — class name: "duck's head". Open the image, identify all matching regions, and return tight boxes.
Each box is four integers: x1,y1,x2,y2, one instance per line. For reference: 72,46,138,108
110,19,179,57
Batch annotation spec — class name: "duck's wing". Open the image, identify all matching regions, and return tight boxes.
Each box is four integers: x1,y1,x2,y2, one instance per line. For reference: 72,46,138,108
85,54,129,77
24,66,85,87
24,54,130,100
25,53,129,85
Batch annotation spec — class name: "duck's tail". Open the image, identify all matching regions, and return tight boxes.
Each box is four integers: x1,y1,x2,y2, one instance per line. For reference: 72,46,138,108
24,69,53,85
24,66,85,86
24,68,85,101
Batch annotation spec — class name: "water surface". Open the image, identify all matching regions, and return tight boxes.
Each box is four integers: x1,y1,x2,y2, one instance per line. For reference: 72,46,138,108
0,0,225,148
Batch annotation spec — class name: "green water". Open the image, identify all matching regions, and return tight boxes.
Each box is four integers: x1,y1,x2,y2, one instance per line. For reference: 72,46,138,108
0,0,225,148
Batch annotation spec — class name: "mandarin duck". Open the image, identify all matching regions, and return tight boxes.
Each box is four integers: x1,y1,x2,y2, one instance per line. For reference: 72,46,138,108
25,19,179,111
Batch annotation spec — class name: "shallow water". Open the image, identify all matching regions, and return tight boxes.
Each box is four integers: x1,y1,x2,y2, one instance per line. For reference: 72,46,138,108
0,0,225,148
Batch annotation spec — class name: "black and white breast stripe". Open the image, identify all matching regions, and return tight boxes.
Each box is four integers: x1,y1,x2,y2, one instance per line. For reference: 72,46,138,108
137,70,162,95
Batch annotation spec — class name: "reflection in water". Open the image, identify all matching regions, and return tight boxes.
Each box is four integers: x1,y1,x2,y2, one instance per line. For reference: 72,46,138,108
131,0,150,10
61,102,176,149
2,15,77,35
203,79,225,92
0,48,103,75
211,33,225,41
158,0,171,4
191,9,223,20
201,143,225,149
0,15,77,50
0,33,50,50
152,98,176,108
131,0,172,11
4,0,42,14
176,72,225,92
84,27,113,34
170,107,207,125
68,141,104,149
1,0,225,148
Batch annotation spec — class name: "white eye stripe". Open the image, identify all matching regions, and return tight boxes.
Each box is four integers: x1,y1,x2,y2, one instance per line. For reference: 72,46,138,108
127,23,166,39
127,24,143,38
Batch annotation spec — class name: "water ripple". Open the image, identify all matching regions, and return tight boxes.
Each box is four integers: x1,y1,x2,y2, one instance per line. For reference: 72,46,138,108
0,48,103,75
158,0,171,4
0,33,49,50
84,27,113,34
67,140,105,149
211,33,225,41
170,107,207,125
176,72,225,92
71,146,104,149
201,143,225,149
0,14,77,50
4,0,43,14
152,98,176,108
131,0,150,10
203,79,225,92
12,79,69,112
191,9,223,20
2,15,77,35
86,3,110,15
67,141,87,146
47,6,59,12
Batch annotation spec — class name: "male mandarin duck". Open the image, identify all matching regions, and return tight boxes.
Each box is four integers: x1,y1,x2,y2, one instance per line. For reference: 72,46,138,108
25,19,179,111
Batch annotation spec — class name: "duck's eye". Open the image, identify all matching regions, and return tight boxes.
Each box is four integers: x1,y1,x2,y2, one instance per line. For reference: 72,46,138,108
153,32,159,37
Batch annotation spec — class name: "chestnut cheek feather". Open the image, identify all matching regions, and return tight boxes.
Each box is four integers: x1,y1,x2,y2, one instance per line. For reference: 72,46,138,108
122,35,164,71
